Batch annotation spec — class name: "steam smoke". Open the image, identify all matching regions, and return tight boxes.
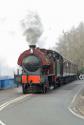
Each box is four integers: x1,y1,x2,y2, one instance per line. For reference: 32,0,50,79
21,11,43,45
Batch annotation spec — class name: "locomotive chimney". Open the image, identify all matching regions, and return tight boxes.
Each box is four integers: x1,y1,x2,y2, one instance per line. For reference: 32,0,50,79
29,45,36,53
29,45,36,49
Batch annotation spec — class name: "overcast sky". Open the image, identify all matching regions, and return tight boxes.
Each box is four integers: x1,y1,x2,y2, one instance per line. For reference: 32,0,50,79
0,0,84,71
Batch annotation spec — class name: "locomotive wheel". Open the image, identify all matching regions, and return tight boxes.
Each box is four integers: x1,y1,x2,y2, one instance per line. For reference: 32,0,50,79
22,84,27,94
53,82,56,89
57,79,61,87
57,82,61,87
42,86,47,93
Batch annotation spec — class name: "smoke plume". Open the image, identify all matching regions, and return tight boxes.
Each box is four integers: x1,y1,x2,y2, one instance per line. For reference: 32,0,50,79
21,11,43,45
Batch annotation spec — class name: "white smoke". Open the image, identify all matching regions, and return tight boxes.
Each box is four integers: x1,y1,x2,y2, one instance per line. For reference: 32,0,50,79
21,11,43,45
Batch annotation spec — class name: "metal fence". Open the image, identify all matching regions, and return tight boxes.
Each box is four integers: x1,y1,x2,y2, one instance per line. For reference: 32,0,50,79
0,78,17,89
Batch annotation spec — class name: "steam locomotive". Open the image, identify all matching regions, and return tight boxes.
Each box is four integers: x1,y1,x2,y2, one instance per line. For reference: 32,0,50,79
14,45,78,93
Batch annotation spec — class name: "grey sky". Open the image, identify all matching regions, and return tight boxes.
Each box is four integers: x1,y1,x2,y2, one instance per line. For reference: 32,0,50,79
0,0,84,70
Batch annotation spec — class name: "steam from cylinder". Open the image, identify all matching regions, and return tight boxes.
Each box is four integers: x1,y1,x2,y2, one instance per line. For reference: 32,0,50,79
21,11,43,45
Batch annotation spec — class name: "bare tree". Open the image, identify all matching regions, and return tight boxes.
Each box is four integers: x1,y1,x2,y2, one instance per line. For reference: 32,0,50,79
56,22,84,70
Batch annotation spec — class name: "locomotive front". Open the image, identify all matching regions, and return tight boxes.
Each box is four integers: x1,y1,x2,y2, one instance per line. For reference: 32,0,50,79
18,45,50,93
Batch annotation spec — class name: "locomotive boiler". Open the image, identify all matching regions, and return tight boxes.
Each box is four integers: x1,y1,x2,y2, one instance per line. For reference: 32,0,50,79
14,45,78,93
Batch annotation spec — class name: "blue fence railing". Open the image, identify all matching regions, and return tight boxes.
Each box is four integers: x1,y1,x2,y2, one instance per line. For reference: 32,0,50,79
0,78,17,89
